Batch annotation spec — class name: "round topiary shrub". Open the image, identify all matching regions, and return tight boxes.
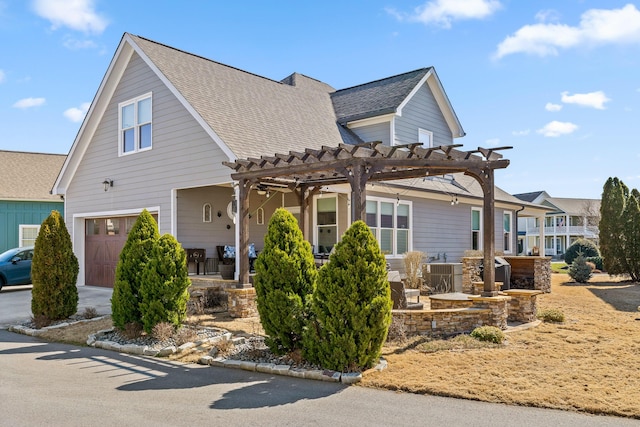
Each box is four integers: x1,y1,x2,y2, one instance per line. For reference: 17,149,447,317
253,208,317,354
139,234,191,333
564,238,599,265
111,209,159,331
31,210,79,321
303,220,392,372
537,308,565,323
470,326,505,344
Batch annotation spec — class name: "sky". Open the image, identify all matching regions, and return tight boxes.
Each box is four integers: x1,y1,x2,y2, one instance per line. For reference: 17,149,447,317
1,0,639,199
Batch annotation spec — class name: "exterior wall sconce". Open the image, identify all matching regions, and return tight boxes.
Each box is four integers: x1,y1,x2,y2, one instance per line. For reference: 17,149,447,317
103,179,113,192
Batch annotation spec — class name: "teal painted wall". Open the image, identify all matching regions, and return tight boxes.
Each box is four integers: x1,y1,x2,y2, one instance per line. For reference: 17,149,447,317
0,201,64,252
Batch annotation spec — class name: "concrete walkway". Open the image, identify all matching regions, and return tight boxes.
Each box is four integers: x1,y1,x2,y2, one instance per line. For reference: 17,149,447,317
0,285,113,328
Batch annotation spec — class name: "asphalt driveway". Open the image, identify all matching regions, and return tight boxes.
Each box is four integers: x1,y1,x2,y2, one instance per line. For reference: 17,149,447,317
0,285,112,328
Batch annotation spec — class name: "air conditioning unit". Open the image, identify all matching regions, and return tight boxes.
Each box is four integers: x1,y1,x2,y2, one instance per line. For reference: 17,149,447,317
422,263,463,293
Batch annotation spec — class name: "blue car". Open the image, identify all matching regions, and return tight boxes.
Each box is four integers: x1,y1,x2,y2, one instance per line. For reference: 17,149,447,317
0,247,34,291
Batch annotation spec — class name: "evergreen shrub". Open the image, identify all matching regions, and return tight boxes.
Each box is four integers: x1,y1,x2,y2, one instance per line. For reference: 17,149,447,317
139,234,191,333
564,238,599,265
569,254,593,283
470,326,505,344
253,208,317,354
31,210,79,321
537,308,565,323
303,220,392,372
111,210,159,331
585,256,604,271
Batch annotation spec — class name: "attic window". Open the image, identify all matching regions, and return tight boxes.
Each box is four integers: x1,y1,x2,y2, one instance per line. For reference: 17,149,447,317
119,93,152,156
418,128,433,148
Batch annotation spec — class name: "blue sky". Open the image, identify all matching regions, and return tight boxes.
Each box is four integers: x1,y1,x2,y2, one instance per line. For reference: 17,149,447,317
1,0,639,199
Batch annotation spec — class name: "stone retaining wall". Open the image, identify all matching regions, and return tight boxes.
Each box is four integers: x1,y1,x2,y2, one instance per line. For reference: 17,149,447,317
468,295,510,330
393,308,490,337
227,288,258,318
503,289,542,323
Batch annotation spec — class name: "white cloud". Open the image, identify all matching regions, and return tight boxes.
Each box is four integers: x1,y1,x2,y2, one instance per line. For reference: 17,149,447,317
545,102,562,112
535,9,561,23
63,102,90,122
495,4,640,58
0,69,5,83
485,138,500,147
63,37,97,49
388,0,501,29
537,121,578,137
32,0,108,34
512,129,530,136
561,90,610,109
13,97,46,109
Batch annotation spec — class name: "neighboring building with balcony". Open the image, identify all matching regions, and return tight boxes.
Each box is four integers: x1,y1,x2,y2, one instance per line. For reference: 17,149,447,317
514,191,600,258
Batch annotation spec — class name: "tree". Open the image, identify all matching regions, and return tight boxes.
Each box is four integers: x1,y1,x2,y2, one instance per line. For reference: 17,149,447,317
31,210,79,321
563,238,599,265
303,220,392,372
599,178,628,276
111,210,159,331
139,234,191,333
253,208,317,354
622,190,640,281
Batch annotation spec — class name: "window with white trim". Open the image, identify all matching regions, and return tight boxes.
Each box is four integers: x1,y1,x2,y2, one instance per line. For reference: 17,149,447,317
418,128,433,148
119,93,152,155
503,212,512,253
366,197,412,256
471,207,482,250
316,196,337,253
203,203,212,223
19,225,40,247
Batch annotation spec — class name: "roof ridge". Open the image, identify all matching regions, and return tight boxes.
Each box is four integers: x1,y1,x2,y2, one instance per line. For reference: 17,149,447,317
334,67,431,93
0,149,66,156
129,33,285,87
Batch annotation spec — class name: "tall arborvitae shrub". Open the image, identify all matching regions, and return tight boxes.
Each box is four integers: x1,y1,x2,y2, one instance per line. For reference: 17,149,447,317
563,238,599,265
303,220,392,372
253,208,317,354
599,178,628,275
31,210,79,320
111,210,159,331
139,234,191,333
623,190,640,281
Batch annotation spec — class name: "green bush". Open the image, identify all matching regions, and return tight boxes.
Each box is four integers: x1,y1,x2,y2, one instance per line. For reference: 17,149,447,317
253,208,317,354
537,308,565,323
585,256,604,271
31,210,79,321
139,234,191,333
564,238,599,265
470,326,505,344
569,254,593,283
303,220,392,372
111,210,159,331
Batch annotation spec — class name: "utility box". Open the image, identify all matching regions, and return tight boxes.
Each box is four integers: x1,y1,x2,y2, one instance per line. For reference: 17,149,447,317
422,263,463,293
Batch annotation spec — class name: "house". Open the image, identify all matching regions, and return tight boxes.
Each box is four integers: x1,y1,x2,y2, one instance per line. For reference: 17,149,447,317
52,33,547,287
0,150,65,253
514,191,600,258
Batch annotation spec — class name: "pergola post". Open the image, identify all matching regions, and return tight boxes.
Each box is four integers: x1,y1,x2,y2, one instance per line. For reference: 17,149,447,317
348,162,369,222
237,179,251,286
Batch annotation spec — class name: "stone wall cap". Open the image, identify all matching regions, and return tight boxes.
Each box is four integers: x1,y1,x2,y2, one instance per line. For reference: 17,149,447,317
503,289,543,296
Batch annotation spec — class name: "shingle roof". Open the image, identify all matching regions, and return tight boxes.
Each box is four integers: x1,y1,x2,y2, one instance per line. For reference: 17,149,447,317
130,35,353,160
0,150,65,201
513,191,545,203
331,68,432,124
544,197,601,215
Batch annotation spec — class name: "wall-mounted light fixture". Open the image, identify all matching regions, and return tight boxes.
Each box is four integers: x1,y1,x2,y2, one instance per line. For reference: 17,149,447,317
217,210,222,218
102,179,113,192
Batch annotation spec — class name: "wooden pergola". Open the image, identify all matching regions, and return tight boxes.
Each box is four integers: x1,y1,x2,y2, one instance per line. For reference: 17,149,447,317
224,141,511,297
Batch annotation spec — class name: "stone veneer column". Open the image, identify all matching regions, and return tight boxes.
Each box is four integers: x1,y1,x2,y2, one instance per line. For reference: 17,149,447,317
469,295,511,329
502,289,542,323
462,257,483,294
534,258,552,293
227,288,258,318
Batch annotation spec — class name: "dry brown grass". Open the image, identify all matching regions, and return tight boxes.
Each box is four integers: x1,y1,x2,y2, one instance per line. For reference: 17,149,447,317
361,274,640,419
36,317,114,345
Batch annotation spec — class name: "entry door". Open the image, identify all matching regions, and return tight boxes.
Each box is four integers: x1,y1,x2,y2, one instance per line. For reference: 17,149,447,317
85,217,130,287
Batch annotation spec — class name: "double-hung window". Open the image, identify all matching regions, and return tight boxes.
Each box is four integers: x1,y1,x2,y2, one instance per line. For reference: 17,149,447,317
316,196,337,253
366,197,411,256
503,212,512,253
119,93,152,155
471,207,482,250
19,225,40,247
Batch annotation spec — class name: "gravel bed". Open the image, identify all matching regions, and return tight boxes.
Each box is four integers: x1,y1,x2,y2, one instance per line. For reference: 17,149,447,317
220,336,324,371
96,325,226,351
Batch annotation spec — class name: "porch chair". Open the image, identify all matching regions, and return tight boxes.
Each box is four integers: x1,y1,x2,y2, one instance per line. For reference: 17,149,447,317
390,280,424,310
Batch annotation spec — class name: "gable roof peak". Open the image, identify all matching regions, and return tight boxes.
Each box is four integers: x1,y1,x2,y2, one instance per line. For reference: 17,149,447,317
280,72,336,93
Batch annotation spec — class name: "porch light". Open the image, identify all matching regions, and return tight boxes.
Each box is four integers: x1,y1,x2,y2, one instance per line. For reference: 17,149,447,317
102,179,113,192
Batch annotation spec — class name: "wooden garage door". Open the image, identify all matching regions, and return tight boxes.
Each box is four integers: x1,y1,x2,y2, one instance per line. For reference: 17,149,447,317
85,216,137,287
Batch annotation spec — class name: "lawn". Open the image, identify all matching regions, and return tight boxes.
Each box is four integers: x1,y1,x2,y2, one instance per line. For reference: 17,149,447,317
361,274,640,419
34,274,640,419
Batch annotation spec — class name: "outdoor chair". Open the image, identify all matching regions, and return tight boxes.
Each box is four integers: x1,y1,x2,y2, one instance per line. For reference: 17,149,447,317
390,281,424,310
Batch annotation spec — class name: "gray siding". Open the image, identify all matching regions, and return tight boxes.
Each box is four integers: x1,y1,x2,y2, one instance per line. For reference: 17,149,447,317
65,52,231,235
395,84,453,146
349,122,390,146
